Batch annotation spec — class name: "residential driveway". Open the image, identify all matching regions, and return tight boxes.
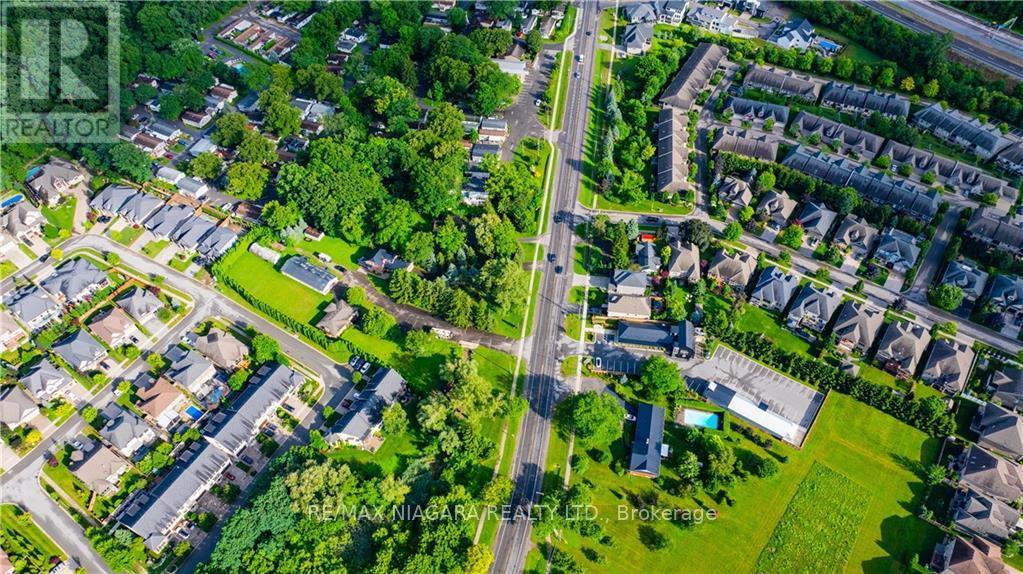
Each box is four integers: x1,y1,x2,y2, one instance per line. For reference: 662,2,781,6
841,257,860,274
71,188,89,235
571,274,609,289
155,243,180,265
883,272,903,291
1,239,33,268
761,228,778,242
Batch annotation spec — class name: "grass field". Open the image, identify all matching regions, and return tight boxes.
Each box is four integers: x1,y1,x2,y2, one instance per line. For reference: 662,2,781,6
0,260,16,278
735,301,811,356
544,393,944,573
542,50,573,130
755,463,871,573
110,224,144,246
573,242,606,275
141,239,170,258
222,251,331,325
41,196,75,243
0,504,66,570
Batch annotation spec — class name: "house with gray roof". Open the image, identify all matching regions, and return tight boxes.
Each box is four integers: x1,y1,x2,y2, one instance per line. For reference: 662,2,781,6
0,309,26,351
362,248,413,277
90,185,135,215
743,65,820,102
874,228,921,273
756,190,796,230
27,158,85,206
204,363,303,456
629,402,666,479
281,256,338,295
635,241,661,273
875,320,930,379
40,258,108,304
956,444,1023,504
798,202,837,247
833,215,877,262
951,489,1020,545
0,386,39,429
996,143,1023,177
719,176,753,207
942,260,989,302
621,22,654,55
878,143,1017,207
687,6,737,35
6,286,60,332
657,0,689,25
327,368,407,447
68,438,128,497
832,302,883,355
750,266,798,312
769,19,816,51
53,329,107,372
155,166,184,185
177,177,208,199
195,226,239,261
973,402,1023,461
623,2,658,22
194,328,247,370
726,97,789,130
317,300,357,338
615,320,696,358
786,284,841,335
713,128,778,161
164,346,216,394
117,192,164,224
610,269,650,296
989,368,1023,412
821,82,909,118
655,107,688,197
667,241,700,283
117,287,163,322
172,217,217,252
20,359,72,404
985,275,1023,315
143,204,194,239
921,338,974,395
792,112,884,159
1,202,46,240
707,251,756,291
912,103,1009,160
607,294,652,320
966,208,1023,255
100,405,157,458
118,440,231,551
660,42,729,111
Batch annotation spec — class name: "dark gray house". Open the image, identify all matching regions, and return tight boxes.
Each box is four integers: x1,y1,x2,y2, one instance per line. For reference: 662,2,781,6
628,402,666,478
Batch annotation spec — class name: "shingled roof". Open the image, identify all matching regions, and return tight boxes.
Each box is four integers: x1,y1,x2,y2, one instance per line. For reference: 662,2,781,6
660,42,729,110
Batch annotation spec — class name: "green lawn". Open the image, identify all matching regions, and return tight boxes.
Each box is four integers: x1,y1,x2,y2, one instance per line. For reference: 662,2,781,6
295,235,372,272
168,252,196,272
564,314,583,341
546,393,944,573
109,224,144,246
577,46,611,211
547,4,577,42
573,242,607,275
855,360,912,393
221,251,331,325
41,196,75,243
542,50,573,130
736,303,811,356
1,504,66,570
141,239,170,258
0,260,16,278
491,270,542,340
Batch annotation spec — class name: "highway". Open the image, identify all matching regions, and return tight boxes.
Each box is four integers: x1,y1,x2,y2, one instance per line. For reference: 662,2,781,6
489,2,603,572
857,0,1023,81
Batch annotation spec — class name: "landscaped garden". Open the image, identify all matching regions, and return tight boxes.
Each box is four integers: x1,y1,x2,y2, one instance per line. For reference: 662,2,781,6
0,504,65,572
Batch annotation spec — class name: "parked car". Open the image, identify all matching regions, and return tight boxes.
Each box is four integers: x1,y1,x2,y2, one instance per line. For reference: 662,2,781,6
548,253,556,262
348,355,363,368
555,265,563,274
240,455,254,465
224,471,236,481
341,399,353,409
359,361,372,374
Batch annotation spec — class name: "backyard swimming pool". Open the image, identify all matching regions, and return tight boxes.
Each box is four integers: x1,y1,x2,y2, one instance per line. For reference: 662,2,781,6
1,194,24,208
682,408,721,430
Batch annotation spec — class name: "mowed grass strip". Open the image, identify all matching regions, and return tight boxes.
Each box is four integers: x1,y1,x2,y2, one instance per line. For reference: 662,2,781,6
756,463,871,574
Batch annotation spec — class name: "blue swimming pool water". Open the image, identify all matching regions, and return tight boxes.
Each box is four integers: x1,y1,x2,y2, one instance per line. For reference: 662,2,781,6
185,405,204,420
24,166,41,180
1,194,24,208
683,409,720,429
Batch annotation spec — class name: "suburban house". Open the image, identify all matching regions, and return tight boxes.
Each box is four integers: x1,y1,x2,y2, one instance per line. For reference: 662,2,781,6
27,159,85,206
147,122,181,142
317,299,357,338
5,287,60,332
203,364,303,457
20,359,72,404
912,103,1009,160
874,228,921,273
706,251,756,291
874,321,931,379
989,368,1023,412
327,368,407,448
687,6,737,35
131,132,167,157
181,110,213,129
973,402,1023,461
116,287,163,323
610,269,650,296
833,215,878,262
0,386,40,429
966,208,1023,255
621,22,654,55
820,83,910,118
607,294,653,320
628,402,667,479
362,249,414,277
88,307,138,348
164,346,216,395
40,258,108,304
996,143,1023,177
756,190,797,230
930,536,1014,574
770,18,815,50
471,143,501,163
155,166,184,186
786,284,841,335
144,204,195,240
878,142,1014,206
660,42,729,111
743,65,820,102
478,118,509,143
831,302,884,355
68,438,128,497
667,241,700,283
656,108,688,197
177,177,209,199
0,310,26,351
118,440,231,551
658,1,689,25
749,266,798,312
634,241,661,273
798,202,838,247
99,405,157,458
91,186,162,224
726,97,789,130
942,260,990,303
956,444,1023,504
623,2,657,22
615,320,698,358
1,202,46,240
53,329,107,372
135,375,186,430
281,256,338,295
791,112,884,159
719,176,754,207
984,274,1023,315
950,488,1020,545
194,329,248,370
712,128,779,161
921,339,975,395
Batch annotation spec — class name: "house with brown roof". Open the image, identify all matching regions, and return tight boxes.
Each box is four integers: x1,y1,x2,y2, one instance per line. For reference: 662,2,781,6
88,307,138,348
135,375,186,429
317,300,357,338
194,328,248,370
706,251,756,291
69,438,128,497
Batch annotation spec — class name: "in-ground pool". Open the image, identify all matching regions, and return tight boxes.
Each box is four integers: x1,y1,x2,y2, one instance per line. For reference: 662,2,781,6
185,405,204,420
1,194,24,208
682,408,721,430
24,166,41,181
